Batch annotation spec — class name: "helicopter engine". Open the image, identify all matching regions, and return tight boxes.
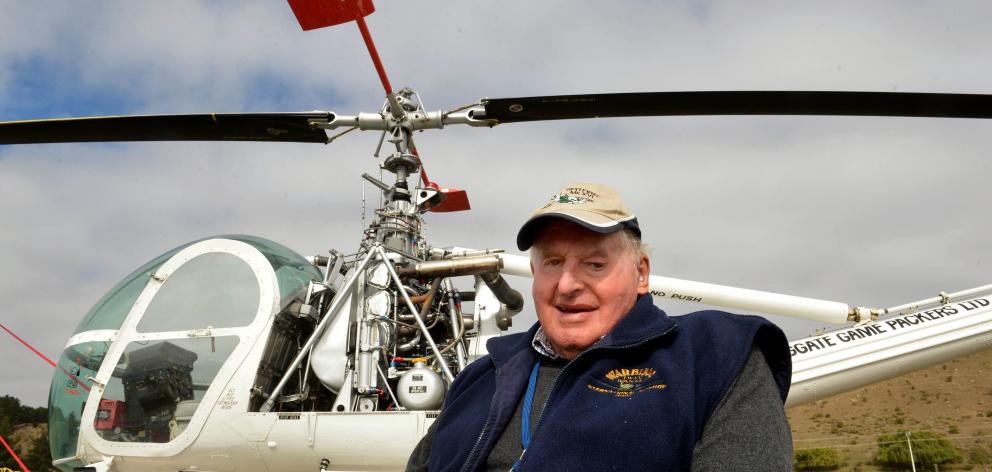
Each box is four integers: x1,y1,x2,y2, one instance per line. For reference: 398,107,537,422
250,178,521,414
245,92,523,416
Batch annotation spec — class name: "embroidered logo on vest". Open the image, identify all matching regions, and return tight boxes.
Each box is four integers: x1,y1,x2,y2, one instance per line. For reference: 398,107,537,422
587,367,667,398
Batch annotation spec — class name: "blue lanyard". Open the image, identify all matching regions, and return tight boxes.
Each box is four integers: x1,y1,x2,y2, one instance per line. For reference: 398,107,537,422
512,361,541,472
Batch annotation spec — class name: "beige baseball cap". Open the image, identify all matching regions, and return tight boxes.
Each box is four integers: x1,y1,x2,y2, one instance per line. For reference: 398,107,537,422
517,183,640,250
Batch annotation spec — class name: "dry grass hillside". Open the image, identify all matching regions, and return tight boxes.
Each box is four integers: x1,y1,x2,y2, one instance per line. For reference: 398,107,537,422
3,423,53,472
788,348,992,471
9,423,44,453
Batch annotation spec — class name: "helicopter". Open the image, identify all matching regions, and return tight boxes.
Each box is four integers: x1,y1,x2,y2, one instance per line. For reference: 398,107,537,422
2,1,992,471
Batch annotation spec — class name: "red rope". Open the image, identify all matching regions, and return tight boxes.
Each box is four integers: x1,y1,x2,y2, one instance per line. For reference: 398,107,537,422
0,322,55,368
0,432,31,472
0,321,90,392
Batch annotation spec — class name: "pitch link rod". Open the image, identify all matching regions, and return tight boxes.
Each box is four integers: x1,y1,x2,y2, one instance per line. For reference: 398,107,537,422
260,249,378,413
352,15,403,118
883,283,992,317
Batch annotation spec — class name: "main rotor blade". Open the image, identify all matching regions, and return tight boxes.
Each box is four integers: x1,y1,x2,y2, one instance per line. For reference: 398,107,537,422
482,91,992,123
0,112,333,145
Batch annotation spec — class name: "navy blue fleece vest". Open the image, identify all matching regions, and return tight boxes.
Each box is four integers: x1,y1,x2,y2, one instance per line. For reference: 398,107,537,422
427,295,790,472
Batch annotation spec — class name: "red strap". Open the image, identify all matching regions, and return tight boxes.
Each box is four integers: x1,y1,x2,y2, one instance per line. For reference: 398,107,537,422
0,321,55,368
0,321,90,392
0,432,31,472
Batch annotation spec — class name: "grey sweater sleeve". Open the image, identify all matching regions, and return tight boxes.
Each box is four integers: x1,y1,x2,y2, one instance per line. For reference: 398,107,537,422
690,346,793,471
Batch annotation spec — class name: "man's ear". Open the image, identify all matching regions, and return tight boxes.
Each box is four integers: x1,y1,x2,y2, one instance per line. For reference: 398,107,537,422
636,255,651,295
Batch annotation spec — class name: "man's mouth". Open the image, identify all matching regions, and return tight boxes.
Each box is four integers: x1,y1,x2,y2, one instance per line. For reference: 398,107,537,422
557,304,596,315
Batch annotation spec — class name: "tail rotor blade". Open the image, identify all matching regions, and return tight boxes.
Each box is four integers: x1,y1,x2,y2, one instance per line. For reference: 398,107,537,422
429,188,471,213
287,0,375,31
482,91,992,124
0,112,334,145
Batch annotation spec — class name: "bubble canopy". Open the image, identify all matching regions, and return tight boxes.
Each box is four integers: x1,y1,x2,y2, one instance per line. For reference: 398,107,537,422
48,236,321,469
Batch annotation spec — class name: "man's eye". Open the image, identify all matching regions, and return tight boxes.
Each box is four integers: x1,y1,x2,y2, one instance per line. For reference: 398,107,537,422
544,259,563,268
585,261,606,270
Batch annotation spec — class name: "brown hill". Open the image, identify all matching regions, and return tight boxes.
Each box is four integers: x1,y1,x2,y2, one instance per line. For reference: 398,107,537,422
3,423,53,472
9,423,45,455
788,347,992,471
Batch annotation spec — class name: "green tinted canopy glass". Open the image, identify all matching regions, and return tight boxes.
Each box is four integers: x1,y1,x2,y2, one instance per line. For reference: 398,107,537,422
48,341,108,470
137,252,260,332
72,247,182,334
72,235,321,335
234,235,323,301
50,235,321,468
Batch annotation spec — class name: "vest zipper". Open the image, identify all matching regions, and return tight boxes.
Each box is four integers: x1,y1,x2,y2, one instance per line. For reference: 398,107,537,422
459,363,501,472
520,321,679,470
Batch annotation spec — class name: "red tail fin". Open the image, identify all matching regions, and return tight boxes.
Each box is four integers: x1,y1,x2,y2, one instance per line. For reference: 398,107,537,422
430,187,471,213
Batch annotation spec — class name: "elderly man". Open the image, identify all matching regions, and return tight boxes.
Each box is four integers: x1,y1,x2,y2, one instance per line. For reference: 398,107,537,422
407,183,792,471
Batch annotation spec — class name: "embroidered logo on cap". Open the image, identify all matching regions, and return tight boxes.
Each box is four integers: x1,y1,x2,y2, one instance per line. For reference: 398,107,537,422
551,193,587,204
587,367,667,398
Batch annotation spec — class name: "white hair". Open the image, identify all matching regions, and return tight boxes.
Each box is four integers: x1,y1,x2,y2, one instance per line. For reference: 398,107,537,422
618,228,652,264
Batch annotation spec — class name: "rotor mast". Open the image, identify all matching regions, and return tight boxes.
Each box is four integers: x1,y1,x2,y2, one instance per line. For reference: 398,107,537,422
342,3,433,253
364,90,436,257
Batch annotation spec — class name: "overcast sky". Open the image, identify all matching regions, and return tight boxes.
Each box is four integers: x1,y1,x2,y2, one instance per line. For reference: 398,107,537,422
1,1,991,407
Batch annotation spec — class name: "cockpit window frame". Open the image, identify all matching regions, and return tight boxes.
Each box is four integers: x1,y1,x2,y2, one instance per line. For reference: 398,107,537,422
76,238,281,458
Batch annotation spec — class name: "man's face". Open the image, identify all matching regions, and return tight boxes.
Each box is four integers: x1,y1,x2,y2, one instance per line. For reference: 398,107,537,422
530,220,650,359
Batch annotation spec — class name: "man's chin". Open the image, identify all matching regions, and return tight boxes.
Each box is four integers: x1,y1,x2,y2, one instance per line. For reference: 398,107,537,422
551,338,594,359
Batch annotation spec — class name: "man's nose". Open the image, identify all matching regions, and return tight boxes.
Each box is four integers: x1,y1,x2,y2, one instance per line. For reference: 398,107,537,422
556,263,584,296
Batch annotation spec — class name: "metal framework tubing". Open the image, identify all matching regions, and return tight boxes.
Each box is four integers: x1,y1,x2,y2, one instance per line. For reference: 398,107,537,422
375,246,455,382
260,249,378,413
444,278,468,370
